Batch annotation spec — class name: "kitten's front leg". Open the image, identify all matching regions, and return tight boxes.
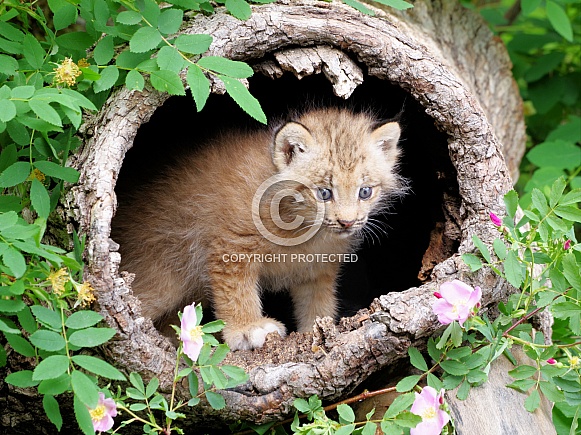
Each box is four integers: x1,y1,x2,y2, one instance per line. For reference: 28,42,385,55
290,266,338,332
208,258,286,351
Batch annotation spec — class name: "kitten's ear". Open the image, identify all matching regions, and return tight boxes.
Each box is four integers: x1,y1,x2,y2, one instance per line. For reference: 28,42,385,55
272,121,314,170
371,122,401,152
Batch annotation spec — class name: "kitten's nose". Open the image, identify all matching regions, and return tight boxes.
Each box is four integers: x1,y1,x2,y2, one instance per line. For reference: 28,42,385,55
337,219,356,228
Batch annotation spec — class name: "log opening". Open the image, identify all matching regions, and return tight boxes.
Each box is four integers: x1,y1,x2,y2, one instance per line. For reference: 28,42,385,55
115,71,459,330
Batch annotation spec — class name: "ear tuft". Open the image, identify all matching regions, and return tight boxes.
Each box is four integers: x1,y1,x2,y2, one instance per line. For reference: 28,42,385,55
272,122,313,170
371,122,401,152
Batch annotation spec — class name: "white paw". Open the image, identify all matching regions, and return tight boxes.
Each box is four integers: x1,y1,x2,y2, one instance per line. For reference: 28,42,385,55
223,318,286,351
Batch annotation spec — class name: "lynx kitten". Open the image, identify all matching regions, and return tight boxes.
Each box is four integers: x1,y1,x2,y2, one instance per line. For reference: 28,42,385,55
112,108,404,351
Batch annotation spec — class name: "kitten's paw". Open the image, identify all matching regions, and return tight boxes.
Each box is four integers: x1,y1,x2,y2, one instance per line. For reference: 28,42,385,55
223,318,286,351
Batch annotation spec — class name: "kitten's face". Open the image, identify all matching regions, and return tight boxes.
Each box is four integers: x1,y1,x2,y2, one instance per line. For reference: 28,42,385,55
270,109,404,241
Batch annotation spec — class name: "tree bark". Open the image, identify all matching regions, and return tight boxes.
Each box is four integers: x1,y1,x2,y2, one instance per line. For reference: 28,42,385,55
2,0,527,431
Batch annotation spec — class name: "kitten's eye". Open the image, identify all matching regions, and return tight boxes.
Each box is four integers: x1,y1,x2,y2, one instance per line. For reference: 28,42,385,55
317,188,333,201
359,187,372,200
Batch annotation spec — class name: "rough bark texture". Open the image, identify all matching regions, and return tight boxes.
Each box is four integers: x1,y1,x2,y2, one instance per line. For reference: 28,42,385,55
2,0,530,431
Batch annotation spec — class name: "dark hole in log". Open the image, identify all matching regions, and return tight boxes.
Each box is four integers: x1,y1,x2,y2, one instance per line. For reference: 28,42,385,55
115,72,459,332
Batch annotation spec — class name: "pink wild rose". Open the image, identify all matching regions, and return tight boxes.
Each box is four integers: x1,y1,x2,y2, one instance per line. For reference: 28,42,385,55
432,280,482,326
410,386,450,435
180,303,204,361
88,392,117,433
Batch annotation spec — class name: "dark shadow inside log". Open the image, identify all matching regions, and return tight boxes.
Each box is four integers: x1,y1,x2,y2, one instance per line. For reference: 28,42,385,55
114,72,459,334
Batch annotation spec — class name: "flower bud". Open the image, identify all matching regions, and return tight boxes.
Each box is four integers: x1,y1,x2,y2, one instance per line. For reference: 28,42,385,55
490,212,502,226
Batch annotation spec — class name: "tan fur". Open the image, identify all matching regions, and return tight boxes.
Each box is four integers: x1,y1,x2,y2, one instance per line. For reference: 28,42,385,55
112,108,404,350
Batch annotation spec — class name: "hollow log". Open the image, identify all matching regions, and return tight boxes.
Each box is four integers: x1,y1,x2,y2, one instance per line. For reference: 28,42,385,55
2,0,528,432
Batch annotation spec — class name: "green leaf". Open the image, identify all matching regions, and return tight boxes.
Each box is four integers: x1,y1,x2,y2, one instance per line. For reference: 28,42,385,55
198,56,253,78
52,2,78,30
145,377,159,398
72,355,126,381
394,411,422,428
94,65,119,93
225,0,252,20
408,347,428,371
0,298,25,313
126,69,145,91
337,403,355,424
531,188,549,216
0,317,21,334
205,391,225,410
0,99,16,122
562,253,581,291
5,333,35,357
71,370,99,408
335,424,356,435
31,305,63,331
74,394,95,435
521,0,541,14
0,54,19,77
0,22,24,42
68,327,116,348
38,373,71,395
0,162,30,188
29,330,66,352
149,70,185,95
446,346,472,361
117,10,143,25
493,238,507,260
158,8,183,34
220,75,266,124
504,250,525,288
456,379,471,400
552,302,581,319
187,65,210,111
28,99,62,127
175,34,213,55
384,392,415,418
527,140,581,171
440,360,469,376
31,178,51,218
508,364,538,380
2,246,26,278
539,380,565,403
156,46,185,73
43,395,63,431
22,34,45,69
524,389,541,412
372,0,413,10
561,189,581,206
200,319,224,334
187,372,199,399
130,27,162,53
65,310,104,329
504,190,519,219
395,375,421,392
94,35,115,65
548,176,567,208
554,205,581,223
341,0,375,15
546,1,573,41
6,370,39,388
130,372,145,393
32,355,70,381
34,160,79,183
461,253,482,272
472,234,491,263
